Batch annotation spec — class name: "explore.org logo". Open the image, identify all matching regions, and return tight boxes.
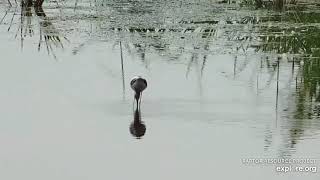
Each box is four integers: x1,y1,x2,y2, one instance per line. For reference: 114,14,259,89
241,158,318,173
275,165,317,173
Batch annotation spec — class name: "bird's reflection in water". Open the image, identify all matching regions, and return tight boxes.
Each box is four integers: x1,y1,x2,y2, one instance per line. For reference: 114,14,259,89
129,106,146,139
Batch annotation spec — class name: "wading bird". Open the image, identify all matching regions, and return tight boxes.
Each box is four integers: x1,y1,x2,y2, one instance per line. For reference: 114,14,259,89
129,76,147,138
130,76,147,109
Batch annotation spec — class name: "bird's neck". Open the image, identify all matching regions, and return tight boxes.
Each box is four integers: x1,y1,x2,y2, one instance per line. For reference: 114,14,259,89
135,92,141,101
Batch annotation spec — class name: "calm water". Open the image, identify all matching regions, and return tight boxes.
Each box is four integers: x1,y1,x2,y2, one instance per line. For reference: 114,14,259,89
0,0,320,179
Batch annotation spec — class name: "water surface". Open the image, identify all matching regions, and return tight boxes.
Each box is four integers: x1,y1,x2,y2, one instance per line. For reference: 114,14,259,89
0,1,320,179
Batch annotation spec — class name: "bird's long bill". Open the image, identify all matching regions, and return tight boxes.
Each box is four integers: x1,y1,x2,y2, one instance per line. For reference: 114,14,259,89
134,92,142,110
135,92,141,101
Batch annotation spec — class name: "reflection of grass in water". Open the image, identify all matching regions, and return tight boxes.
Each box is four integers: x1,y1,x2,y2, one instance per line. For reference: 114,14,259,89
3,3,67,60
240,0,299,9
296,53,320,117
241,1,320,159
36,14,68,59
101,2,319,101
253,11,320,116
259,11,320,23
253,4,320,120
5,3,68,60
256,26,320,55
277,55,320,157
238,2,320,155
246,3,320,104
106,26,216,73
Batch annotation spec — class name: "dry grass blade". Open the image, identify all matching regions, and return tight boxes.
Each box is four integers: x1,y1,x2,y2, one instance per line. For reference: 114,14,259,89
0,7,10,24
7,6,17,31
7,0,12,7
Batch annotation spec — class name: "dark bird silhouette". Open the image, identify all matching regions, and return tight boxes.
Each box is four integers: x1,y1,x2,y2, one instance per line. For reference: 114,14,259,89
129,76,147,138
130,76,147,110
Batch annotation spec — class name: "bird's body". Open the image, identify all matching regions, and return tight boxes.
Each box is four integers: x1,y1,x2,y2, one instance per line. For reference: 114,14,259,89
130,76,147,109
130,76,147,93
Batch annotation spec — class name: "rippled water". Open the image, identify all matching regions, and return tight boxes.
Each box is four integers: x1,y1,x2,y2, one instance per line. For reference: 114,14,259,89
0,0,320,179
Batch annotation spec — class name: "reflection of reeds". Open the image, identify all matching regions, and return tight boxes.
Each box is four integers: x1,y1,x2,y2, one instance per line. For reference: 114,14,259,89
12,3,67,59
257,5,320,156
241,0,298,9
255,20,320,117
256,26,320,55
120,41,126,100
7,0,12,7
7,0,18,7
21,0,44,7
0,8,10,24
298,56,320,105
109,26,217,70
7,6,17,31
